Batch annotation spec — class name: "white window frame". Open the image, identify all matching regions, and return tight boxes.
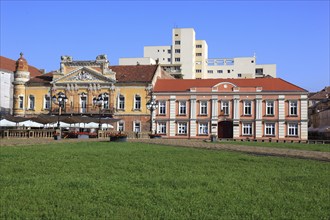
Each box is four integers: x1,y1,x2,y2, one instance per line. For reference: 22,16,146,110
288,123,298,136
175,41,180,45
199,122,209,135
200,101,208,115
117,121,124,132
103,94,109,109
221,101,229,115
207,70,213,74
118,95,125,110
244,100,252,116
178,122,187,134
157,122,166,134
289,101,298,116
133,121,141,132
179,101,186,115
28,95,35,110
196,69,202,73
265,123,275,136
134,94,141,110
242,123,253,136
217,70,223,73
19,96,24,109
44,95,51,109
175,58,180,62
266,101,274,116
159,101,166,115
175,49,180,53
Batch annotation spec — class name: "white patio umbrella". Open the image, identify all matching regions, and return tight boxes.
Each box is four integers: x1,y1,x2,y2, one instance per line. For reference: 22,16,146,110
18,120,43,127
101,123,114,129
0,119,17,127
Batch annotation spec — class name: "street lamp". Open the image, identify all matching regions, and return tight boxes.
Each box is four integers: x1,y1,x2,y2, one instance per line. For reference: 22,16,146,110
52,92,68,129
93,93,107,134
146,95,158,133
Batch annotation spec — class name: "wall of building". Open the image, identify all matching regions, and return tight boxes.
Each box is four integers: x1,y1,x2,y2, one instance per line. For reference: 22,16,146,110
119,57,156,65
153,91,308,141
0,70,13,113
144,46,172,64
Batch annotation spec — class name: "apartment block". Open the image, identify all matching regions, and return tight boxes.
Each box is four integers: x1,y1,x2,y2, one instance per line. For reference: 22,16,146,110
119,28,276,79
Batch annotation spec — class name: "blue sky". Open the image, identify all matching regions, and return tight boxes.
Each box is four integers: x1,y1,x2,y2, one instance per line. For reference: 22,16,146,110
1,1,329,92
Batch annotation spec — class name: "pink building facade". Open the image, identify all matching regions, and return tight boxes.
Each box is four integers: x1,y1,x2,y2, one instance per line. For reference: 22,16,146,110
152,78,308,141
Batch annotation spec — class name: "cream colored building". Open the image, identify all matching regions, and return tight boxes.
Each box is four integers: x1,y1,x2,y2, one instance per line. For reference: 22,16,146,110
119,28,276,79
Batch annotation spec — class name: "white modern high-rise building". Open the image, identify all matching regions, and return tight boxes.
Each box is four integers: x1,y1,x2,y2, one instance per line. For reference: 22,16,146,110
119,28,276,79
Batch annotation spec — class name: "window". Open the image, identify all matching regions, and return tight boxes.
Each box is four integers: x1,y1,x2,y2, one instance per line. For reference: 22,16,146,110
134,121,141,132
178,122,187,134
44,95,51,109
288,123,298,136
168,58,171,62
175,49,180,53
158,122,166,134
265,123,275,136
118,95,125,110
266,101,274,115
196,53,202,56
175,41,180,45
200,101,207,115
255,68,263,75
244,101,252,115
103,95,109,109
242,123,252,135
118,121,124,131
199,123,208,135
19,96,24,109
238,74,242,78
227,70,231,73
221,101,229,115
289,101,298,116
207,70,213,74
196,61,202,65
179,101,186,115
134,95,141,110
175,58,180,62
196,69,202,73
217,70,223,73
196,44,202,48
167,50,171,54
159,101,166,114
29,95,35,110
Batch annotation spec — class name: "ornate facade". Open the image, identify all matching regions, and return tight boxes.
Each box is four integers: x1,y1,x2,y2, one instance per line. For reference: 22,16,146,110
12,54,173,133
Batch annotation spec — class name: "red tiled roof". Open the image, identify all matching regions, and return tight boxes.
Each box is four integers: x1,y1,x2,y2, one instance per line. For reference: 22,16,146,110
0,56,43,77
309,87,330,100
154,78,307,92
109,65,158,83
27,72,54,84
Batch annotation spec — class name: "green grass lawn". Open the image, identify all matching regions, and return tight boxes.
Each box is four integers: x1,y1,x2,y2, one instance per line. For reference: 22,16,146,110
217,140,330,152
1,142,329,219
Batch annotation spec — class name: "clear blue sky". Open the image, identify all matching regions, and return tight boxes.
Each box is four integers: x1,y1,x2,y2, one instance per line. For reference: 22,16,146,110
1,1,329,92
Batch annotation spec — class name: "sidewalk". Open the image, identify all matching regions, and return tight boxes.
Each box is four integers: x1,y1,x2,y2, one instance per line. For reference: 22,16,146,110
129,139,330,162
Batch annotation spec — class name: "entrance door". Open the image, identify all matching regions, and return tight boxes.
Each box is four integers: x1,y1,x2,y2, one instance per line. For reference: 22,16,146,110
218,121,233,138
80,97,87,113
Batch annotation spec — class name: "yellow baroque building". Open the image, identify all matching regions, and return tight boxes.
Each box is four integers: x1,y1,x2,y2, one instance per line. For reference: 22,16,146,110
12,53,173,133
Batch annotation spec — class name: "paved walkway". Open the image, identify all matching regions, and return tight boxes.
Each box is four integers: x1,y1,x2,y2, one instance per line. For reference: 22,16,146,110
1,138,329,162
129,139,330,162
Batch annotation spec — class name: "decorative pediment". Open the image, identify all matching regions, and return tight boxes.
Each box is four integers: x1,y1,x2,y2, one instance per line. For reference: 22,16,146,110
51,67,116,84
